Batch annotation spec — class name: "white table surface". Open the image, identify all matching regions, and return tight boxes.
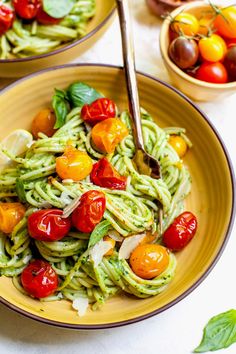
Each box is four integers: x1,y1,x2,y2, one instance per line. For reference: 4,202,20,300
0,1,236,353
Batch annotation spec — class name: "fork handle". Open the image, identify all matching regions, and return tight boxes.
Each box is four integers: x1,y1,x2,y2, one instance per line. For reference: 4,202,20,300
116,0,145,151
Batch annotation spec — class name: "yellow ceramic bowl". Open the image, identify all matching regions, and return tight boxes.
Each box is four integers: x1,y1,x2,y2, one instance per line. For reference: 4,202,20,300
159,1,236,101
0,0,115,78
0,64,234,329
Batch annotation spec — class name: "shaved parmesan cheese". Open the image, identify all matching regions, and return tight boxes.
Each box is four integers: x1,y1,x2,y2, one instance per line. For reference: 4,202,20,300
89,240,112,267
72,297,89,317
108,230,124,242
118,234,146,260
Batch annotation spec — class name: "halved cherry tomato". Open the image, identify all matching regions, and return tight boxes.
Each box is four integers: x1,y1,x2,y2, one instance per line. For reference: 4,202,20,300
91,118,129,154
130,244,169,279
31,108,57,139
103,235,116,256
36,6,62,25
81,98,116,126
169,135,188,158
0,5,14,36
91,158,127,190
13,0,41,20
0,203,26,234
198,34,227,62
163,211,197,251
72,190,106,233
171,13,199,36
28,209,71,242
196,62,228,83
214,6,236,39
56,146,93,181
21,260,58,298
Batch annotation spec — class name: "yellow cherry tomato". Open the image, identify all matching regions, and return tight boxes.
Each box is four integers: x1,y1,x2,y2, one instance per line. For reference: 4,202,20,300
198,16,214,36
91,118,129,154
169,135,188,158
171,13,199,36
198,34,227,62
103,235,116,256
0,203,26,234
130,244,169,280
56,146,93,181
31,108,57,139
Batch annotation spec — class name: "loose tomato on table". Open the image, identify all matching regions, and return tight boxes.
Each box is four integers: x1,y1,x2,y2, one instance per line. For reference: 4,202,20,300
72,190,106,233
0,203,26,234
21,260,58,298
91,118,129,154
28,209,71,242
81,98,116,126
12,0,41,20
56,146,93,181
163,211,198,251
31,108,57,139
129,244,170,280
196,62,228,83
168,37,199,69
171,13,199,36
91,158,127,190
198,34,227,62
36,6,62,25
0,5,14,36
214,6,236,39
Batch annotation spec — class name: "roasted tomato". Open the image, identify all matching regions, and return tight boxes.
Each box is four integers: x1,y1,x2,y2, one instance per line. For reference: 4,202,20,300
169,135,188,158
0,203,26,234
196,62,228,83
12,0,41,20
21,260,58,298
163,211,197,251
81,98,116,126
56,146,93,181
31,108,57,139
0,4,14,36
198,34,227,62
214,6,236,39
72,190,106,233
28,209,71,242
171,12,199,36
91,118,129,154
130,244,169,279
36,5,62,25
91,158,127,190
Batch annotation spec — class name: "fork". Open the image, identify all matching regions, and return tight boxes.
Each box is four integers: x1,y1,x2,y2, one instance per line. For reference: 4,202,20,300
116,0,163,233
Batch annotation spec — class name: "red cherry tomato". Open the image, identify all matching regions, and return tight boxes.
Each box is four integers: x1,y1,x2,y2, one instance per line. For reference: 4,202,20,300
196,62,228,84
72,190,106,233
36,6,62,25
13,0,40,20
163,211,198,251
91,158,127,190
28,209,71,242
21,260,58,298
0,5,15,35
81,98,116,126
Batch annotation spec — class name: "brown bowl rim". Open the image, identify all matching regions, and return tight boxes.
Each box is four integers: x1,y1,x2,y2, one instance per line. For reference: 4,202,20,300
0,5,116,64
0,63,235,329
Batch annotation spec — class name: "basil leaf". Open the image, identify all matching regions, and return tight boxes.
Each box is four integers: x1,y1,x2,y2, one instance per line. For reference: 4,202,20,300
43,0,74,19
52,89,70,129
15,178,27,203
88,220,110,248
194,309,236,353
67,82,102,108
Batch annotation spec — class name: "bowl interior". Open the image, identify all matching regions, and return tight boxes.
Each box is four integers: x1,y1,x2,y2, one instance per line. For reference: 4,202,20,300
0,65,234,328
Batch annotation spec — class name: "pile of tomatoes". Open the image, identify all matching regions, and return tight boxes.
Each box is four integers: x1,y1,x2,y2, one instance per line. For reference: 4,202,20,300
168,5,236,84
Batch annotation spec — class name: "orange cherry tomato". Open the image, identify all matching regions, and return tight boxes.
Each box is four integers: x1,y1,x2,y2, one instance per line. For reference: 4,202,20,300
103,235,116,256
31,108,57,139
91,118,128,154
198,34,227,62
0,202,26,234
214,6,236,39
198,16,214,36
171,13,199,36
56,146,93,181
169,135,188,158
129,244,169,280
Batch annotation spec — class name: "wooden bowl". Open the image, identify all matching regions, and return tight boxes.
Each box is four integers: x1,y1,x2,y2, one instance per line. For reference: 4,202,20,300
0,0,115,78
146,0,197,17
159,1,236,101
0,64,234,328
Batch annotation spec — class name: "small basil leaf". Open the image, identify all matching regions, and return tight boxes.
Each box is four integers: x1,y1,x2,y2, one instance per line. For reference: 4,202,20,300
43,0,75,19
194,309,236,353
88,220,110,248
15,178,27,203
67,82,102,108
52,89,70,129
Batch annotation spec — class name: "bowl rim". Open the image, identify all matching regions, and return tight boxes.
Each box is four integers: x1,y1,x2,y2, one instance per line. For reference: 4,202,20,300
0,3,116,64
0,63,235,329
159,1,236,89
